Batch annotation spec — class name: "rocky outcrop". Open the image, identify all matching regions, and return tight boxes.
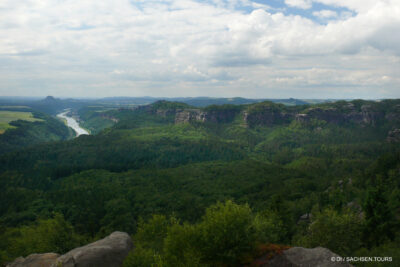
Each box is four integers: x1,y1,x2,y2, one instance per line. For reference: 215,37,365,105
144,100,396,127
359,105,384,126
385,112,400,122
155,109,176,118
295,104,385,126
7,253,59,267
309,108,345,124
7,232,133,267
175,109,206,123
385,104,400,122
53,231,133,267
244,108,293,127
174,108,239,124
295,108,342,124
258,247,353,267
387,129,400,142
204,109,239,123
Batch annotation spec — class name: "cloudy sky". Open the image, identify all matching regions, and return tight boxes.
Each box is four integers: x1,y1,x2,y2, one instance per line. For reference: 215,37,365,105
0,0,399,98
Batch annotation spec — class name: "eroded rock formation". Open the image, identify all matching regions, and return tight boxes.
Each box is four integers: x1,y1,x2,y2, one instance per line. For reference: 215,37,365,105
7,232,133,267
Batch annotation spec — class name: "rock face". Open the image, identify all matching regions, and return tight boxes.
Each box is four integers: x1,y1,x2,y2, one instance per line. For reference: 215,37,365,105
307,108,345,124
244,108,293,127
175,109,206,123
174,108,239,124
295,105,385,126
145,100,398,128
205,109,239,123
264,247,353,267
7,232,133,267
359,105,384,126
387,129,400,142
7,253,59,267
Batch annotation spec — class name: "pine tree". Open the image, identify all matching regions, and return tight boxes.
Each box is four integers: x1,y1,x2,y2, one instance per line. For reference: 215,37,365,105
363,180,396,248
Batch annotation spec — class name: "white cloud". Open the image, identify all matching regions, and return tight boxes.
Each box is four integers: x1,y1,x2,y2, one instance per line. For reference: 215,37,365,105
285,0,313,9
312,0,384,12
0,0,399,98
313,10,338,19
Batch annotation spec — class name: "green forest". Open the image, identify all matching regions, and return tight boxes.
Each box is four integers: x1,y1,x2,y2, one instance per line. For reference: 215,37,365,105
0,98,400,266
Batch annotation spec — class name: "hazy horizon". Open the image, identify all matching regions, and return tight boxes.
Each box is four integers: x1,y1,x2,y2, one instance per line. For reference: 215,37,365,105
1,0,399,99
0,95,388,101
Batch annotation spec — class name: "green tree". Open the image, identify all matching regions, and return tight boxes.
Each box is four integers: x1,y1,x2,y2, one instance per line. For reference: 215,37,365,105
363,183,396,248
124,215,178,267
298,207,363,255
99,198,136,236
195,200,258,265
1,213,83,264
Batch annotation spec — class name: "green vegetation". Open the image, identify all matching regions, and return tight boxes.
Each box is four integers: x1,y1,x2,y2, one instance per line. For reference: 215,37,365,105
77,106,117,134
0,213,84,264
0,111,43,134
0,99,400,266
123,200,285,267
0,109,74,155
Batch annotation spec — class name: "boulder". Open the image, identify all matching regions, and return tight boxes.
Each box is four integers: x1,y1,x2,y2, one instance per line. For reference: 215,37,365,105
6,253,59,267
265,247,353,267
52,231,133,267
6,232,133,267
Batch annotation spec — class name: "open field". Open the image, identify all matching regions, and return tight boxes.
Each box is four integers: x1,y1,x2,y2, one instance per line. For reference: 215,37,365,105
0,111,42,134
0,106,30,109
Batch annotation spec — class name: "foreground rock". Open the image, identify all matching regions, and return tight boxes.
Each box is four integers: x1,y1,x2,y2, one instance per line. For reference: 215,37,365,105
256,247,353,267
7,253,59,267
7,231,133,267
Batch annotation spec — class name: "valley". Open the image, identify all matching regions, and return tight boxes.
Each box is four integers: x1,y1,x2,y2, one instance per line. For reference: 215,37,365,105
0,97,399,266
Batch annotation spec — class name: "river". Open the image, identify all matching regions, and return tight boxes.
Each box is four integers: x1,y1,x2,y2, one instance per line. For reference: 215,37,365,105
57,110,89,137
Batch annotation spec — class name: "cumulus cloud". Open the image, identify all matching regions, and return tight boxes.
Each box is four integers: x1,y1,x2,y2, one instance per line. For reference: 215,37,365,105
0,0,399,98
313,10,338,19
285,0,313,9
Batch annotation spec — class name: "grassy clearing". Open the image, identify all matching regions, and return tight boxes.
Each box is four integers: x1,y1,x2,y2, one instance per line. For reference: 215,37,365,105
0,111,43,134
0,106,30,109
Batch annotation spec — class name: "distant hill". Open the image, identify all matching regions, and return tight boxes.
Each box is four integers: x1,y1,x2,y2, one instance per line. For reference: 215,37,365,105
93,96,327,107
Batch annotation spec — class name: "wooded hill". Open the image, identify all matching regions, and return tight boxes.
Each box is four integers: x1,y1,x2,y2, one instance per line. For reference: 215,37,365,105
0,99,399,266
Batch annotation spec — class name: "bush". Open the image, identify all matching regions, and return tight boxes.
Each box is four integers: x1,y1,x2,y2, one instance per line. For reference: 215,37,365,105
124,200,286,267
195,200,258,265
0,213,84,264
296,207,363,255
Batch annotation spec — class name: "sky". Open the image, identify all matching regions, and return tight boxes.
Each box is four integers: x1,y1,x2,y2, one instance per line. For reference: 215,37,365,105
0,0,399,99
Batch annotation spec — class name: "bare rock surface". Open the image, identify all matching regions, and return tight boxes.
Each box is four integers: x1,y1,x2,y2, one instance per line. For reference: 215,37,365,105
52,231,133,267
6,253,59,267
262,247,353,267
7,232,133,267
